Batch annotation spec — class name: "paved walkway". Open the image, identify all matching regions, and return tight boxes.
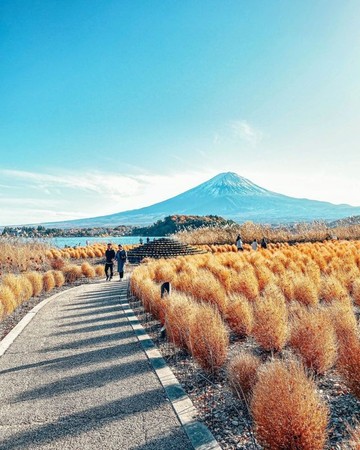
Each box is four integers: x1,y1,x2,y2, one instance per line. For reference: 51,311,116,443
0,280,193,450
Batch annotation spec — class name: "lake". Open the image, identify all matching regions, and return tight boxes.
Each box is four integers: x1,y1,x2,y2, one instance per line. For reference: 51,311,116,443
48,236,163,248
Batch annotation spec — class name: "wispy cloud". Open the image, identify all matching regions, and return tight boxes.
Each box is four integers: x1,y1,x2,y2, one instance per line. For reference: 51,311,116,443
230,120,263,146
0,168,212,225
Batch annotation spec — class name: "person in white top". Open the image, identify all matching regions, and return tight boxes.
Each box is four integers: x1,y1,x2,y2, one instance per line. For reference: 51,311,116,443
251,239,258,251
236,234,244,251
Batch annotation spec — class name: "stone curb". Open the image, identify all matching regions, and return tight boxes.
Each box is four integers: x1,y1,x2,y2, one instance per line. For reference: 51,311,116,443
119,283,221,450
0,284,86,357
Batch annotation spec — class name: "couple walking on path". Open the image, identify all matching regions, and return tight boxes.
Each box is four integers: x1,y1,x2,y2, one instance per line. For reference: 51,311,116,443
105,243,127,281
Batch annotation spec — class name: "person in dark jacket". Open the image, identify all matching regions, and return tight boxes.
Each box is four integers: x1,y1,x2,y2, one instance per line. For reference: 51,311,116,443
115,244,127,281
261,237,268,249
104,243,116,281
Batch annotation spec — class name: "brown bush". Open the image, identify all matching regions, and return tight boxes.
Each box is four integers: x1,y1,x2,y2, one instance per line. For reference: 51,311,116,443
328,300,358,344
252,286,288,352
337,333,360,399
320,275,348,303
348,422,360,449
251,360,329,450
293,275,319,306
2,274,23,301
227,352,261,401
52,270,65,287
0,285,17,315
81,262,96,278
43,271,56,292
62,265,83,283
164,292,194,349
290,307,337,374
225,294,254,337
229,266,259,301
94,265,104,277
189,303,229,373
352,279,360,306
25,271,44,296
0,300,4,320
50,257,65,270
19,276,33,301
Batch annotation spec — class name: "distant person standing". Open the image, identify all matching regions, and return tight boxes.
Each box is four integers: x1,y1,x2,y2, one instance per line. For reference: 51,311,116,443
260,237,267,249
104,243,115,281
139,238,143,245
236,235,244,251
146,237,150,244
116,244,127,281
251,239,258,251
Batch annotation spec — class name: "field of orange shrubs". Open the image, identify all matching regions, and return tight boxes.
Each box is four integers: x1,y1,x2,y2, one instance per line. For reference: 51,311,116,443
0,238,110,323
131,239,360,449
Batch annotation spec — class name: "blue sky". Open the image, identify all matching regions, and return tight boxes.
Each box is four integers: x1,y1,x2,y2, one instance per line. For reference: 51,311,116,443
1,1,360,225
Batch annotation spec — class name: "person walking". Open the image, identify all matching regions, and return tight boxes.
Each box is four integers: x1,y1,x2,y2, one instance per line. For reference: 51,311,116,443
251,239,258,251
104,243,115,281
116,244,127,281
236,234,244,251
261,237,267,249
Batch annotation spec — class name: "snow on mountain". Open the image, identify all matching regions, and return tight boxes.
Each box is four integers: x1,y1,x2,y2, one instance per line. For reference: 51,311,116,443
38,172,360,228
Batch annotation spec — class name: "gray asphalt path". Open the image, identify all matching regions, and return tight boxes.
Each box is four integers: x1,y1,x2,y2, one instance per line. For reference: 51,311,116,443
0,280,193,450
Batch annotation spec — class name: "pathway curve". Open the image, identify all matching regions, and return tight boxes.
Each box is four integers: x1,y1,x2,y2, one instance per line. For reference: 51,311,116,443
0,280,193,450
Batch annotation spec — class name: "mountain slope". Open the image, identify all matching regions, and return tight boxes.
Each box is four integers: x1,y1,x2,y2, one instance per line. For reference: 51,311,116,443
39,172,360,227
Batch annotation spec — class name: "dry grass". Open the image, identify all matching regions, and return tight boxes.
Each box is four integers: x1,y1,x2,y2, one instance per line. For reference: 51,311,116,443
62,265,83,283
289,307,337,374
252,286,288,352
175,221,360,245
43,271,56,292
251,360,329,450
95,265,105,277
337,333,360,399
52,270,65,287
0,285,17,315
348,423,360,449
225,294,254,337
81,262,96,278
164,292,194,350
25,272,44,296
227,351,261,401
0,237,49,274
188,302,229,373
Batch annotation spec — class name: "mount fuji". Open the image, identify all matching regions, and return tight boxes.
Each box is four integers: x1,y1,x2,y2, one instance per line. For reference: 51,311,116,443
40,172,360,227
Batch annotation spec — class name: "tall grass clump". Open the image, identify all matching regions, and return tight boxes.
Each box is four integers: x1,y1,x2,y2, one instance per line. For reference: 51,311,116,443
251,360,329,450
227,351,261,401
81,262,96,278
164,292,194,349
352,279,360,306
52,270,65,287
62,265,83,283
225,294,254,337
0,285,17,315
252,286,288,352
95,265,105,277
289,307,337,374
189,303,229,373
337,333,360,399
292,275,319,306
320,275,348,303
43,271,55,292
25,271,44,296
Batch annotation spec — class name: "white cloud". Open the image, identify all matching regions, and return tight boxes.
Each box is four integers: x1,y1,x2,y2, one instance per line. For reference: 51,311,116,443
230,120,263,146
0,168,213,225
